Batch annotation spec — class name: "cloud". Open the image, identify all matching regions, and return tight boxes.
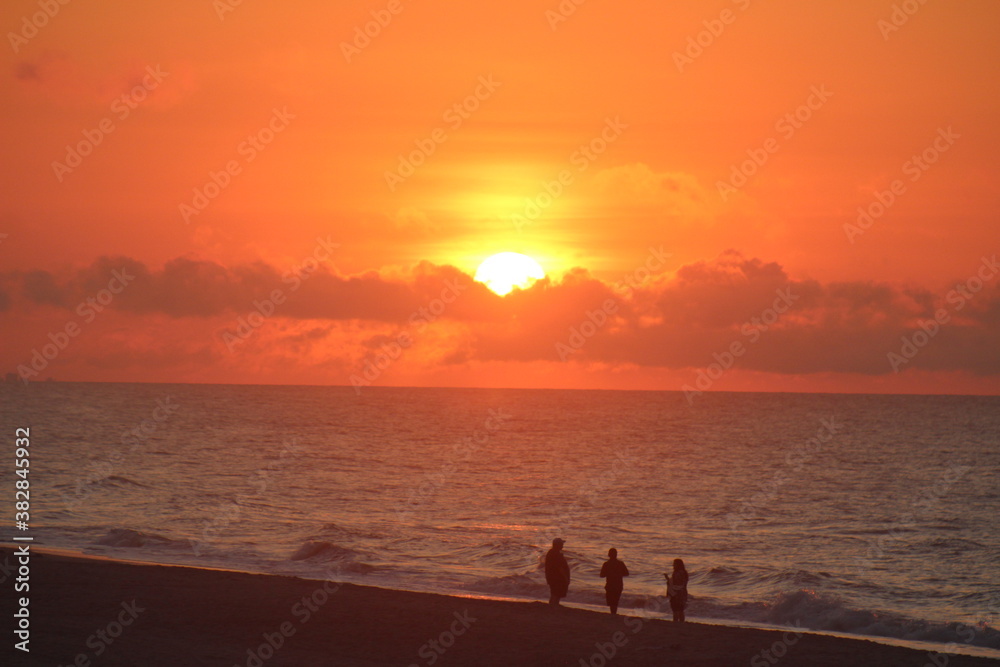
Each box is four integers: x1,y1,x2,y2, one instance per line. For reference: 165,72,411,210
21,270,68,307
2,252,998,378
458,251,1000,376
0,255,494,323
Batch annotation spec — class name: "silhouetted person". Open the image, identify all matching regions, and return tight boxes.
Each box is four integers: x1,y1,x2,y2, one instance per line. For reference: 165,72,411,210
599,548,629,615
545,537,570,606
665,558,689,622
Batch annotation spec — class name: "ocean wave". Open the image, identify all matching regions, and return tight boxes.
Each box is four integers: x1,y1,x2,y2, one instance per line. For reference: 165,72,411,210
770,570,834,586
103,475,150,488
317,522,384,541
844,525,921,536
926,523,966,532
476,539,543,562
417,540,543,570
56,474,150,491
696,566,833,589
695,589,1000,649
925,537,986,550
290,540,364,561
699,565,745,586
289,540,376,574
94,528,184,549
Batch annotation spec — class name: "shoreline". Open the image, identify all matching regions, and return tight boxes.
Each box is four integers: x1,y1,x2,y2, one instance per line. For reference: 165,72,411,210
15,545,1000,658
3,546,998,666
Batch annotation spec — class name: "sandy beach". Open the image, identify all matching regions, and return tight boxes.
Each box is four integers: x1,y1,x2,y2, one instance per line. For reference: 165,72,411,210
2,547,997,666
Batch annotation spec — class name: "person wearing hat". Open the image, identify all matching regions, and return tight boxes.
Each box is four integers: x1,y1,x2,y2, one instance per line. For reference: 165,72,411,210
545,537,570,606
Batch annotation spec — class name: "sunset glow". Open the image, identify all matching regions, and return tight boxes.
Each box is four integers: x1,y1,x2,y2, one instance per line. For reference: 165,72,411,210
1,1,998,394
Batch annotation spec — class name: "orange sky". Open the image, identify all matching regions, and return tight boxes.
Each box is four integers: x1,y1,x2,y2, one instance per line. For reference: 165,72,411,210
2,0,999,394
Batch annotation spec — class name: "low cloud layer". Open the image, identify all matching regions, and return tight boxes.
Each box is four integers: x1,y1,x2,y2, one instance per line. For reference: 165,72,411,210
3,251,999,379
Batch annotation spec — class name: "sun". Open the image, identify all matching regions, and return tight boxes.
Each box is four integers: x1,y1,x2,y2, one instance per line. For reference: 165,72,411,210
474,252,546,296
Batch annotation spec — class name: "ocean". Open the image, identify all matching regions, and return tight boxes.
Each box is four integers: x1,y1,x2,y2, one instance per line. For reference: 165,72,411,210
2,382,999,654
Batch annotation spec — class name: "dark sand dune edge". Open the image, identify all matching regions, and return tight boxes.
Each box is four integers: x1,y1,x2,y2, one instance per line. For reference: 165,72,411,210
2,547,997,667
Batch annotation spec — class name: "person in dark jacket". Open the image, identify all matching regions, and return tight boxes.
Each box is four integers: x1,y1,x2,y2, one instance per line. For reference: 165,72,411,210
665,558,689,622
599,548,630,615
545,537,570,606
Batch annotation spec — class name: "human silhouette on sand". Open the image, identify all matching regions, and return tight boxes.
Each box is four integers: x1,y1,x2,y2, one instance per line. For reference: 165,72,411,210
599,548,629,615
545,538,570,606
665,558,689,622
